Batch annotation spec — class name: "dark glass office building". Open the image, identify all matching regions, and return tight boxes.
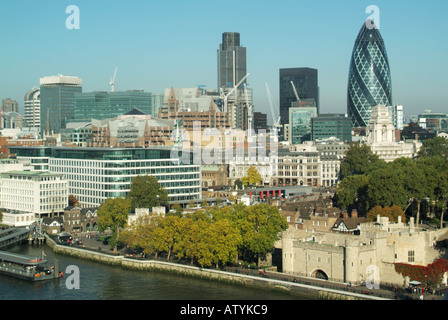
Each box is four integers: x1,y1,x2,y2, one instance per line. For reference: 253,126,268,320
279,68,319,128
347,21,393,127
74,90,156,121
217,32,247,90
40,75,82,134
311,114,352,142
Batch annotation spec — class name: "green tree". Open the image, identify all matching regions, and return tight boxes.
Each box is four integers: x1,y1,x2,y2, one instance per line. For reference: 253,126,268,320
242,166,262,187
209,219,242,269
169,204,184,217
340,143,386,180
233,203,288,267
127,175,169,211
418,136,448,160
98,197,132,253
333,174,370,215
234,179,243,190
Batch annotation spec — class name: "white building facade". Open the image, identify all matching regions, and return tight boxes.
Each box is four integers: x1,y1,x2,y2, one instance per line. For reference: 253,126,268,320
365,105,421,162
0,171,68,218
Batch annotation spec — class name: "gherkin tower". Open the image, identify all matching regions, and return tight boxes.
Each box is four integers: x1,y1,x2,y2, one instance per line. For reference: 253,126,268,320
347,20,392,127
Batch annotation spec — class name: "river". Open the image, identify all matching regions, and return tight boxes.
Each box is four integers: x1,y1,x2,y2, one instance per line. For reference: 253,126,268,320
0,243,313,301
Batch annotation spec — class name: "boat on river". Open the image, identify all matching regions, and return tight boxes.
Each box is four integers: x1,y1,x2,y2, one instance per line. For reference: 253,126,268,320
0,250,63,281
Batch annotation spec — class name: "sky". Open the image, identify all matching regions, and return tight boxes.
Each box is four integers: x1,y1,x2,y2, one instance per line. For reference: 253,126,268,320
0,0,447,124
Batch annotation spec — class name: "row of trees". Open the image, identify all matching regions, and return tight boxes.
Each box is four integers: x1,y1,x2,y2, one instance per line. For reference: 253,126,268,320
334,137,448,226
120,203,289,268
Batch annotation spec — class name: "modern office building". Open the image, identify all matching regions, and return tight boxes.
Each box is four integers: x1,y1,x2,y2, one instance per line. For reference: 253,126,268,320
217,32,247,91
0,170,68,219
8,146,202,208
24,87,41,128
393,105,404,130
311,114,352,142
279,68,319,128
288,103,317,144
417,110,448,132
347,20,393,127
39,75,82,134
74,90,159,121
253,112,268,133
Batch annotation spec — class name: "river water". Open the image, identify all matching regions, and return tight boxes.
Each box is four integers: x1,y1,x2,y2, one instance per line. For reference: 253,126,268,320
0,243,312,301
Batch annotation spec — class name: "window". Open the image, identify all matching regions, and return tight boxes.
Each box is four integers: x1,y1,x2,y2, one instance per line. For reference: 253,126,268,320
408,250,415,263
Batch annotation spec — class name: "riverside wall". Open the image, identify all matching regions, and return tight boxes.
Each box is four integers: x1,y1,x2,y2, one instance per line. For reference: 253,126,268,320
45,235,385,300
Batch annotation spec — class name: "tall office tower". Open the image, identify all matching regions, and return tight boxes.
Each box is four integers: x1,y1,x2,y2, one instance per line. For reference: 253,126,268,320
217,32,247,91
1,98,19,113
217,32,250,129
40,75,82,134
279,68,319,128
347,20,393,128
24,87,41,128
394,105,404,130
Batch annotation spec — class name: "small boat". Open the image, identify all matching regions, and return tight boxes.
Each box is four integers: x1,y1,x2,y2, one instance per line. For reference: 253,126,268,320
0,250,63,281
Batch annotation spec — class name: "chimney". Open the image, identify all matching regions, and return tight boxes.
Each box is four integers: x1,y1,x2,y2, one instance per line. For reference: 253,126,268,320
351,210,358,218
342,211,349,219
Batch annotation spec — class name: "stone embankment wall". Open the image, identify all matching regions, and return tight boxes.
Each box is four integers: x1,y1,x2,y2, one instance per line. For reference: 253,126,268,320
45,235,382,300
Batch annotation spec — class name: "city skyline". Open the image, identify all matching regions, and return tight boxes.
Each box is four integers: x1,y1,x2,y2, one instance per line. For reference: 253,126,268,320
1,0,447,124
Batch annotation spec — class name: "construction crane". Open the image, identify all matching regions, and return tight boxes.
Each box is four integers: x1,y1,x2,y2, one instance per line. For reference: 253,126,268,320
110,67,118,92
244,83,253,134
290,81,301,102
220,73,250,113
265,82,281,133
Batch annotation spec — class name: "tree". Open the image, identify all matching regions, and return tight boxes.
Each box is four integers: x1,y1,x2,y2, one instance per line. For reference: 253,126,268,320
242,166,262,187
366,205,406,223
234,179,243,190
417,136,448,160
169,204,184,217
156,215,184,261
208,219,242,269
97,197,132,253
231,203,288,267
127,175,169,211
68,195,80,207
340,143,386,180
333,174,369,215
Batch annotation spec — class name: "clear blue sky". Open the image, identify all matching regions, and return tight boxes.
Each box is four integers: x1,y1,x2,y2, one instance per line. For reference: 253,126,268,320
1,0,447,123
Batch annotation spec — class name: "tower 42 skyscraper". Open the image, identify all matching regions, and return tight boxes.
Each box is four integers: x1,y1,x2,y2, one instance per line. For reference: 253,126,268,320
347,20,392,127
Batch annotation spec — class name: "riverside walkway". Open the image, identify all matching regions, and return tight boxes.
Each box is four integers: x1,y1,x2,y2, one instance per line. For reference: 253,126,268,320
49,232,448,300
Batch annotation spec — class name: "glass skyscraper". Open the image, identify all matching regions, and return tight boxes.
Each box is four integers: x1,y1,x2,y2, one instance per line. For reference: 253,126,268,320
40,75,82,134
288,106,317,144
347,20,392,127
217,32,247,90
